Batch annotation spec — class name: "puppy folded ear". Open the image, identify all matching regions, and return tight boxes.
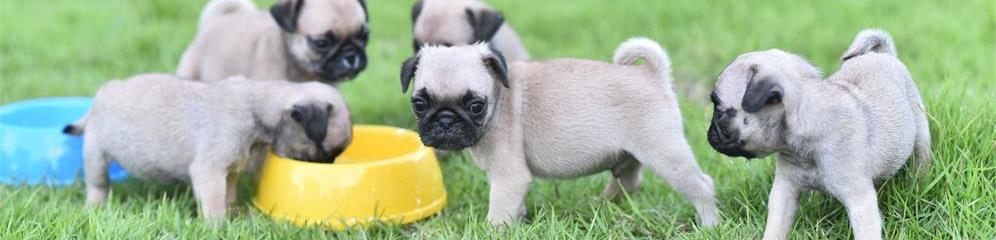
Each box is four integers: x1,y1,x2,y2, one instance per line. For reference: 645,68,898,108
290,104,331,142
270,0,303,32
483,47,509,88
411,0,424,23
741,65,784,113
400,55,421,93
465,7,505,42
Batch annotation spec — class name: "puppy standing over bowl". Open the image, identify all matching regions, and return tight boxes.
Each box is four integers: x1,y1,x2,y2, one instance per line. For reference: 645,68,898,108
411,0,530,60
64,74,352,222
706,29,931,239
177,0,369,83
399,38,720,226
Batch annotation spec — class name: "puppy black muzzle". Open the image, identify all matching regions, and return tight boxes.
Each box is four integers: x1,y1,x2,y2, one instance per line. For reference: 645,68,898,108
707,109,756,159
318,45,367,82
417,110,479,150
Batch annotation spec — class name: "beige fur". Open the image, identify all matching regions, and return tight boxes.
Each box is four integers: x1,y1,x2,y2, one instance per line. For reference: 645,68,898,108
68,74,352,222
412,0,529,60
177,0,368,83
707,29,931,240
402,38,719,226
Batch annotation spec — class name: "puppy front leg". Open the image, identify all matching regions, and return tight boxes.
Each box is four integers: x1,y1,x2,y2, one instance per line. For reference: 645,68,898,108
762,174,802,240
835,182,883,240
189,160,230,223
486,170,532,225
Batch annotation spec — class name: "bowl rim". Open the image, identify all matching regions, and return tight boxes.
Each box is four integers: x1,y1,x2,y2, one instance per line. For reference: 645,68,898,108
269,124,434,167
0,96,92,131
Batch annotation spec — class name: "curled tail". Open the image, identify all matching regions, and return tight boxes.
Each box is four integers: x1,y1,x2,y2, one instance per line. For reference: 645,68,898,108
613,37,672,84
199,0,256,27
62,109,90,136
841,28,897,61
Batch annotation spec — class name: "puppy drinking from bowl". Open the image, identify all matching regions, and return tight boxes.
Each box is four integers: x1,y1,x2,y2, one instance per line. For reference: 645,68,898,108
400,38,719,226
706,29,931,239
64,74,352,222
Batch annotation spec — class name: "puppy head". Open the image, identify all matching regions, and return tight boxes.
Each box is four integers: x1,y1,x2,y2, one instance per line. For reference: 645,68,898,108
411,0,505,53
707,50,821,159
399,43,508,150
270,0,369,83
272,83,353,162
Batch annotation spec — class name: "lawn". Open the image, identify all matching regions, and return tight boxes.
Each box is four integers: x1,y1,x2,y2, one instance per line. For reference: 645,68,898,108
1,0,994,238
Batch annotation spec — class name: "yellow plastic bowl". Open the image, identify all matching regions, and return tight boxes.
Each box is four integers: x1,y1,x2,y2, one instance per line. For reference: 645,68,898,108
253,125,446,229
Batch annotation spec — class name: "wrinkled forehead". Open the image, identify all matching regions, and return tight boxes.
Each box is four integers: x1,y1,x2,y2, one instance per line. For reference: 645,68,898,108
714,50,804,105
714,60,753,105
298,0,367,35
413,46,493,99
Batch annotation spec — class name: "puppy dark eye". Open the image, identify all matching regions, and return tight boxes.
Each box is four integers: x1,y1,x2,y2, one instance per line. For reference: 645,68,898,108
357,27,370,42
310,38,333,50
442,43,453,47
468,101,486,115
412,99,429,113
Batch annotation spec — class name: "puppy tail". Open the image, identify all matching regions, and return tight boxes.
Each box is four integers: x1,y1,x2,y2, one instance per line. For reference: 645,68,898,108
613,37,672,84
199,0,256,27
840,28,898,61
62,110,89,136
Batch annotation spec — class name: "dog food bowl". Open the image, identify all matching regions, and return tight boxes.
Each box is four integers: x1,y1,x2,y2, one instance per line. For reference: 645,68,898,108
0,97,128,186
254,125,446,229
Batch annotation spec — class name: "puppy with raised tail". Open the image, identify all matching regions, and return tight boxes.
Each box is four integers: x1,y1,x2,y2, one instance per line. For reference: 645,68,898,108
64,74,352,222
400,38,719,226
177,0,369,83
706,29,931,239
411,0,530,60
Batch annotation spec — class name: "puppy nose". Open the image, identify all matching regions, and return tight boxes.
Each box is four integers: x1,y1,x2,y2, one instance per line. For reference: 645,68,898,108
340,52,361,69
437,111,456,128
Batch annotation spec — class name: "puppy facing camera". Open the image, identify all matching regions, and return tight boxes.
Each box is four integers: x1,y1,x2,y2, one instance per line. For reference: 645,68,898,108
707,29,931,239
411,0,530,61
400,38,719,226
66,74,352,222
177,0,369,83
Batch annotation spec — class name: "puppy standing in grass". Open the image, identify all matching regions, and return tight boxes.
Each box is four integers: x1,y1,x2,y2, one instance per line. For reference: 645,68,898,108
177,0,369,83
706,29,931,240
400,38,719,226
64,74,352,222
411,0,530,60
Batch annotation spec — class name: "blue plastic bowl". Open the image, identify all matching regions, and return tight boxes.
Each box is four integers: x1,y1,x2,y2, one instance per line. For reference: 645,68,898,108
0,97,128,186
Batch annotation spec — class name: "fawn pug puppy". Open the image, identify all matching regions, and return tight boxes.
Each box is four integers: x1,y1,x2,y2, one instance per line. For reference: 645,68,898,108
399,38,719,226
411,0,530,60
177,0,369,83
707,29,931,240
64,74,352,222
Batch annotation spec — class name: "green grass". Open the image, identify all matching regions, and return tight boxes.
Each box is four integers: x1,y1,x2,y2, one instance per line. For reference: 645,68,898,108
2,0,994,238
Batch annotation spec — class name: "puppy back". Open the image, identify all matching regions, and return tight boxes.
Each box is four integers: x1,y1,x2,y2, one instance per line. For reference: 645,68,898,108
199,0,256,27
612,37,672,83
841,29,897,61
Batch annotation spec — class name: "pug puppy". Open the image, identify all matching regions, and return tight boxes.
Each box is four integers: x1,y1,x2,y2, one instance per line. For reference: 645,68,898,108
706,29,931,240
411,0,530,60
177,0,369,83
64,74,352,222
399,38,719,226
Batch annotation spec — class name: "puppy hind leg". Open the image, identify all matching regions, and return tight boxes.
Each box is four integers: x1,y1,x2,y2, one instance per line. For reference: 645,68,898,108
829,181,883,240
912,102,932,177
631,143,720,226
83,141,111,207
601,159,643,200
